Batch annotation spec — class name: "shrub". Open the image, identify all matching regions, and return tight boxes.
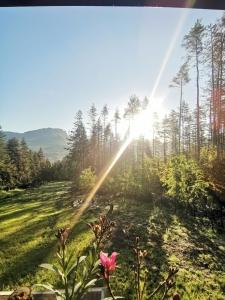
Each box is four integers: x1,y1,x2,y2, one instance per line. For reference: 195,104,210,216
79,167,96,192
161,155,208,207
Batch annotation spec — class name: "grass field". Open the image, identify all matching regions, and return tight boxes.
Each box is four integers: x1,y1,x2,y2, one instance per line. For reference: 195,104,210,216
1,182,225,299
0,182,96,290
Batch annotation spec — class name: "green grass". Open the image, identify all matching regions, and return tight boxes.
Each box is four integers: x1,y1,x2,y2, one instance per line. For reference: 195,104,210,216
1,183,225,299
0,182,96,290
108,198,225,299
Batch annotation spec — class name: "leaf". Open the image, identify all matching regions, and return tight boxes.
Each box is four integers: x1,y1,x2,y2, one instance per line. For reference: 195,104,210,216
40,263,64,280
78,255,86,264
94,259,100,268
33,283,54,290
65,249,76,267
34,284,65,299
73,281,82,294
104,296,124,300
39,264,56,273
82,265,87,277
67,256,86,276
57,252,63,260
84,279,97,289
104,297,124,300
90,259,100,274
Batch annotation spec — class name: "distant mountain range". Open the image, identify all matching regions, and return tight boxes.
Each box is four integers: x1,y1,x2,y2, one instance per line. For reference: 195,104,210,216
4,128,68,162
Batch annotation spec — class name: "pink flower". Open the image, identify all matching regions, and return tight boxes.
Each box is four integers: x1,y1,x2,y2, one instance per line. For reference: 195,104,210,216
100,251,118,279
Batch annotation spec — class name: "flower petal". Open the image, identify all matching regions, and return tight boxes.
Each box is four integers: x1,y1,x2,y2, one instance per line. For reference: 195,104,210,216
100,251,108,267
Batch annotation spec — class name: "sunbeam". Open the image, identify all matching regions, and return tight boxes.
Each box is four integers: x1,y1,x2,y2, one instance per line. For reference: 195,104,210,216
69,1,196,229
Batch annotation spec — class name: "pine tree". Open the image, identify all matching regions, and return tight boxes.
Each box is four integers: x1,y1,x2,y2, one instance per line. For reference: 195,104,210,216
183,19,205,160
124,95,141,166
68,110,88,185
170,62,190,154
88,104,98,171
0,127,17,189
20,139,32,187
101,105,109,168
113,108,121,142
96,117,103,170
7,138,22,185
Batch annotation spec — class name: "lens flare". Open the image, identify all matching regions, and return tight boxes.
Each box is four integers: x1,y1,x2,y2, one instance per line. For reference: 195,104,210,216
69,2,195,229
69,132,132,228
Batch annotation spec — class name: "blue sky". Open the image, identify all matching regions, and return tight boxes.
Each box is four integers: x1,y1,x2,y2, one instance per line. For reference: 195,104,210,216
0,6,223,133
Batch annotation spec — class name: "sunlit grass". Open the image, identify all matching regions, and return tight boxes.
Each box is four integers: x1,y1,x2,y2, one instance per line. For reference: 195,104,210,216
1,183,225,299
0,182,95,290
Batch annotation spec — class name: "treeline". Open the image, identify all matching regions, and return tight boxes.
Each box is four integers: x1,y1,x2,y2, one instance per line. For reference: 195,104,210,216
0,127,69,189
151,14,225,214
66,97,157,192
66,13,225,229
154,14,225,160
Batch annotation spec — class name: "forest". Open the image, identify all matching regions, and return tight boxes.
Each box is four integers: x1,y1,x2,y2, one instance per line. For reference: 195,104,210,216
1,13,225,300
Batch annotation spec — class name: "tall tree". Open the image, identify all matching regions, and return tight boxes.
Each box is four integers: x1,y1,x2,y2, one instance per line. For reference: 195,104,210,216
0,127,16,189
113,108,121,142
88,104,98,171
20,139,32,186
124,95,141,166
183,19,205,160
170,61,190,154
68,110,88,183
7,138,21,184
101,105,109,165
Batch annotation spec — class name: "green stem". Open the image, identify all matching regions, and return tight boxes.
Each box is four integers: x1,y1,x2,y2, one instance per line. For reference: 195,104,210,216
137,251,141,300
106,277,116,300
62,247,69,300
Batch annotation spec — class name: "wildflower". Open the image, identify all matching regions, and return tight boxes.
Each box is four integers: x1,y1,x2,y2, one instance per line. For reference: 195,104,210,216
100,251,118,279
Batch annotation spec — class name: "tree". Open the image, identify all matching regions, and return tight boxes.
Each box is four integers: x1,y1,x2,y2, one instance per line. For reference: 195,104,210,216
68,110,89,185
170,62,190,154
79,167,96,193
20,139,32,187
124,95,141,166
7,138,22,185
88,104,98,171
0,126,6,159
124,95,141,124
183,19,205,160
0,127,16,189
101,105,109,133
113,108,121,142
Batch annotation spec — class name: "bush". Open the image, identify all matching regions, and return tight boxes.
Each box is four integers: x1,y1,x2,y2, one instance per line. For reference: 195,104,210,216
161,155,208,207
79,167,96,192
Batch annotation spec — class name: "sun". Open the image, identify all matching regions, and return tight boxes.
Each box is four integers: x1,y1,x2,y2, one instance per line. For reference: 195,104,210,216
129,97,165,140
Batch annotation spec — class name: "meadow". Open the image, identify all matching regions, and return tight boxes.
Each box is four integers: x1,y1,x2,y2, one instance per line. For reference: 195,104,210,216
1,182,225,299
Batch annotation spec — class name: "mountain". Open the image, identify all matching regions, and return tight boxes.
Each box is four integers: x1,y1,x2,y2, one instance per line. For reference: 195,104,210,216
4,128,68,161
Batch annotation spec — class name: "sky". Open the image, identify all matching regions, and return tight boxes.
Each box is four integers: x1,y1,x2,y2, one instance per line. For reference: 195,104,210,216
0,6,223,133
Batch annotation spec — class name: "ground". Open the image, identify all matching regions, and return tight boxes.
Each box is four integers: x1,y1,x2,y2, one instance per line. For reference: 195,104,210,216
0,182,225,299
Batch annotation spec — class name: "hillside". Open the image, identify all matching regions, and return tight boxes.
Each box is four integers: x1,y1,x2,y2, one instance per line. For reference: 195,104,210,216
4,128,68,161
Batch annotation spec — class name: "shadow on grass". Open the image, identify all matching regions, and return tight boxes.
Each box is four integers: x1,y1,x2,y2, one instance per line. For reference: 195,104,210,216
0,182,73,289
0,238,57,289
109,197,174,298
0,204,43,222
174,200,225,272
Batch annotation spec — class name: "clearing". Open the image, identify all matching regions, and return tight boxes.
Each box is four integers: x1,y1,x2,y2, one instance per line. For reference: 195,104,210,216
0,182,225,299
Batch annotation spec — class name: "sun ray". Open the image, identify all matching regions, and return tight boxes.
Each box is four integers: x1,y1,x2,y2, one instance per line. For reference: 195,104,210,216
69,131,133,228
69,1,196,229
